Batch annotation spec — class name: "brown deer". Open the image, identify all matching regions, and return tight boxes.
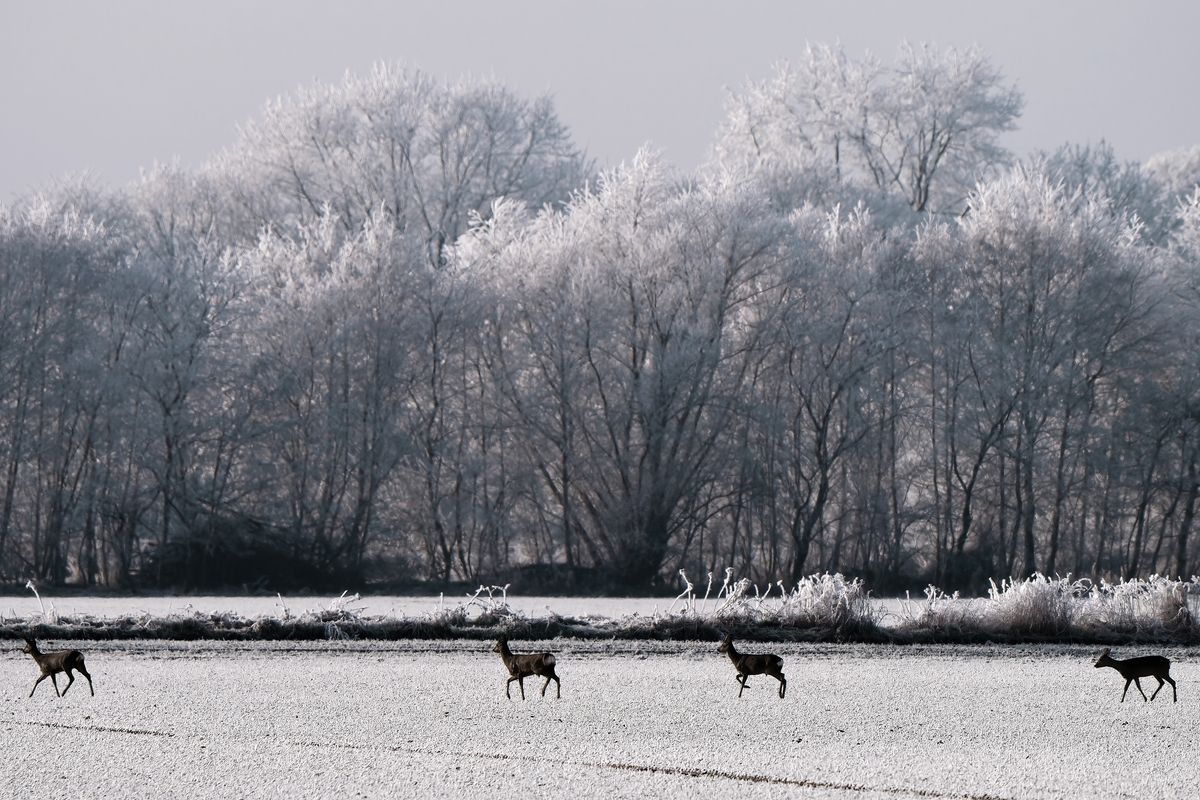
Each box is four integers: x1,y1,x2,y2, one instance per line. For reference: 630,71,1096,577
21,638,94,698
1094,647,1176,703
492,637,560,699
718,634,786,699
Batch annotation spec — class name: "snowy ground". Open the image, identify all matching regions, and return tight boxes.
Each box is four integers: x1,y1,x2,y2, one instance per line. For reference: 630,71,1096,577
0,593,916,625
0,593,680,620
3,640,1194,799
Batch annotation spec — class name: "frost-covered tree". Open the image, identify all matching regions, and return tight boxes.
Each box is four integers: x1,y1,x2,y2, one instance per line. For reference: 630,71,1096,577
715,42,1022,214
918,169,1164,577
1036,141,1174,244
122,171,253,584
239,215,419,578
1144,144,1200,205
0,195,147,583
6,55,1200,590
756,207,898,582
459,199,589,572
213,64,589,262
1157,189,1200,577
461,153,790,585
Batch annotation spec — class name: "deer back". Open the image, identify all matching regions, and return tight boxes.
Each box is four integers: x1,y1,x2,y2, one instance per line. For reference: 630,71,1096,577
1111,654,1170,678
509,652,555,676
737,652,782,675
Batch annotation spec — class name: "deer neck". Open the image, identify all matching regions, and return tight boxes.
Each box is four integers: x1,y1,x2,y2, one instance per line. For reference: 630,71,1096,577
723,646,741,666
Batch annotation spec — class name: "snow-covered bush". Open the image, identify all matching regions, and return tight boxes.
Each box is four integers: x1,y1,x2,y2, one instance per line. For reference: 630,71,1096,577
980,574,1083,636
715,572,879,632
901,573,1196,641
1075,575,1193,638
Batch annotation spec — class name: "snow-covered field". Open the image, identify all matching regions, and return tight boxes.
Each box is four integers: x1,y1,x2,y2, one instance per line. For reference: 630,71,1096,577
0,593,675,619
0,593,914,624
3,640,1194,799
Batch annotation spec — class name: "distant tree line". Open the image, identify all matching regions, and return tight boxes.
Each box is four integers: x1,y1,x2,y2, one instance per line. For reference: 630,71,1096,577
3,48,1200,591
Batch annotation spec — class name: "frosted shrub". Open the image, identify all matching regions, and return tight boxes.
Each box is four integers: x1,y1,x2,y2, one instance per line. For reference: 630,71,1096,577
423,592,469,627
716,572,880,635
25,580,58,625
619,569,880,638
411,584,522,627
903,573,1197,641
981,574,1082,636
327,591,366,616
667,569,716,614
781,573,879,630
453,584,524,626
713,576,758,617
904,585,979,635
1076,575,1194,638
294,590,369,624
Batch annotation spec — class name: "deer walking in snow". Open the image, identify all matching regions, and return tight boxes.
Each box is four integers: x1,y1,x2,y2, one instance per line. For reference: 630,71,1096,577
1094,647,1176,703
493,637,560,699
718,634,786,699
21,639,94,698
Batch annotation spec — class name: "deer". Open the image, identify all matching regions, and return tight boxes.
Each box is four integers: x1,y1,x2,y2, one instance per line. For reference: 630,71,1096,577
21,638,94,698
1094,647,1176,703
492,637,560,699
718,634,786,699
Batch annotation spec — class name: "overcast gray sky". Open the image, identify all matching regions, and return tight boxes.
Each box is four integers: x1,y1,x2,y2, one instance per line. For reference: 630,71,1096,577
2,0,1198,202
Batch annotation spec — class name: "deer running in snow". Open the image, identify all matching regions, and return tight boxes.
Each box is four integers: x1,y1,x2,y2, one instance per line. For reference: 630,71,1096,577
718,634,786,699
1094,647,1176,703
21,638,94,698
493,637,560,699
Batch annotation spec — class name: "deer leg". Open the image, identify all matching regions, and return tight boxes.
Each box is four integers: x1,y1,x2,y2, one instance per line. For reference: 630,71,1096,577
1150,677,1164,701
49,673,61,697
1164,675,1177,702
78,666,94,696
776,673,787,699
518,676,526,700
61,669,75,697
506,676,518,699
737,674,748,698
1121,679,1131,702
553,675,561,699
541,676,551,697
29,674,48,698
1134,678,1148,702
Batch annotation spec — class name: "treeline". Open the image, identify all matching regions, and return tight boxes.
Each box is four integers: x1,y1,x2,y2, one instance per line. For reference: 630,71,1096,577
3,47,1200,591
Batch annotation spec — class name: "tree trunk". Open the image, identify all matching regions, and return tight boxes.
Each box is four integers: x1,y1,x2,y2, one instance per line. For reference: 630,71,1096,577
1176,456,1198,579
